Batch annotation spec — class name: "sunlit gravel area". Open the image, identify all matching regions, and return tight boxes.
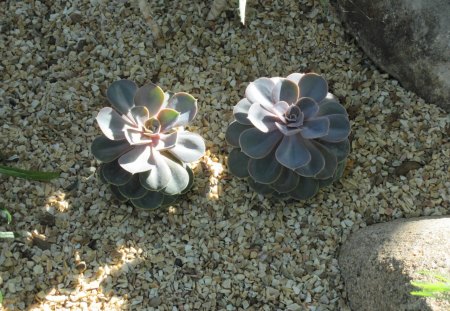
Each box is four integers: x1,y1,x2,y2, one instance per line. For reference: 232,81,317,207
0,0,449,310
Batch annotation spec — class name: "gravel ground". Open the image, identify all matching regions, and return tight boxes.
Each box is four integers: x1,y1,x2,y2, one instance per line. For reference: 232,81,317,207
1,0,449,310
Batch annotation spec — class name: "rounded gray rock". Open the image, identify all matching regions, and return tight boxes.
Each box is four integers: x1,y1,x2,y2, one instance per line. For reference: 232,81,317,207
339,216,450,311
334,0,450,112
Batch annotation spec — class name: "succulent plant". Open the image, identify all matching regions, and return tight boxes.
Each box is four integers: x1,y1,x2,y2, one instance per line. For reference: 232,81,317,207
91,80,205,209
226,72,351,200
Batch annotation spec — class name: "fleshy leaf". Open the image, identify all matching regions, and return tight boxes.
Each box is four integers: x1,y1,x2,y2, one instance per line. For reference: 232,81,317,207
233,98,252,125
296,97,319,120
298,73,328,103
157,108,180,132
288,177,319,200
96,107,130,140
91,136,133,163
166,92,197,127
313,143,338,179
181,165,194,194
167,132,205,163
245,77,275,108
300,117,330,139
248,150,283,184
227,148,250,178
102,160,133,186
107,80,138,115
109,185,129,202
286,72,305,84
272,79,299,105
163,157,190,195
134,83,165,118
155,132,178,151
161,194,178,207
333,160,346,181
131,190,164,209
272,101,289,119
295,141,325,177
247,177,274,195
247,103,278,133
225,121,252,147
240,128,282,159
130,106,150,127
275,134,311,170
319,114,350,142
275,123,303,136
316,95,347,116
139,151,171,190
118,145,153,174
124,128,153,145
318,139,350,162
271,168,300,193
118,174,148,199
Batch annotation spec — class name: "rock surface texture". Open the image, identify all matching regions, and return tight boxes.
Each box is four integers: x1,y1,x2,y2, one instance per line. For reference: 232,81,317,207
334,0,450,111
339,217,450,311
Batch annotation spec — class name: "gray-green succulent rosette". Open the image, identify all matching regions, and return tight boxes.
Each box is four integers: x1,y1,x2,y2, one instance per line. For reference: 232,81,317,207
226,73,351,200
91,80,205,209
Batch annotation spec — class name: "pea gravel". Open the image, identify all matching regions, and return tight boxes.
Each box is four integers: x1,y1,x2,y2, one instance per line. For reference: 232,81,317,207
1,0,449,310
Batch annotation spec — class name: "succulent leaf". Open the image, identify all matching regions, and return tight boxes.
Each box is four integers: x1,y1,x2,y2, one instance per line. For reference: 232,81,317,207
124,128,153,145
166,93,197,127
118,174,148,199
247,103,278,133
317,96,347,116
139,151,171,190
295,141,326,177
245,78,275,108
272,79,299,105
161,193,178,207
300,117,330,139
271,168,300,193
118,145,153,174
248,149,283,184
298,73,328,103
157,108,180,132
131,190,164,209
286,72,305,84
313,143,338,179
107,79,138,116
162,156,190,195
181,165,194,194
247,178,274,195
225,121,252,147
275,135,311,170
227,148,250,178
167,132,205,163
91,136,133,163
154,132,178,150
319,114,350,142
102,160,133,186
96,107,130,140
240,128,282,159
233,98,252,125
288,177,319,200
130,106,150,127
110,185,129,202
296,97,319,119
134,83,165,118
318,139,350,162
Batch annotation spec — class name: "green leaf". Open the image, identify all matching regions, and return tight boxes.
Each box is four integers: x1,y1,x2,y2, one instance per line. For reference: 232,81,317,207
0,206,12,224
0,165,59,181
0,290,3,304
0,231,16,239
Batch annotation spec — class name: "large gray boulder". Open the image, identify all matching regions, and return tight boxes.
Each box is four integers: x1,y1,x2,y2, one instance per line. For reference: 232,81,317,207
334,0,450,112
339,217,450,311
